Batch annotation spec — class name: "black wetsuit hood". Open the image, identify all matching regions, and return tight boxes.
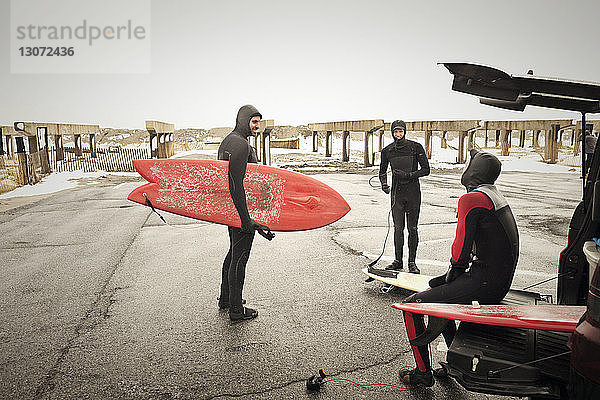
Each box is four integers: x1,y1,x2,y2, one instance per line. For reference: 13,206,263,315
234,104,262,138
461,149,501,192
391,120,407,147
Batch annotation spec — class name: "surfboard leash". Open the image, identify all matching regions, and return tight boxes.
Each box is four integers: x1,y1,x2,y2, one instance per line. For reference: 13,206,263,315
141,193,211,230
306,367,418,392
367,208,393,268
143,192,166,224
367,173,396,268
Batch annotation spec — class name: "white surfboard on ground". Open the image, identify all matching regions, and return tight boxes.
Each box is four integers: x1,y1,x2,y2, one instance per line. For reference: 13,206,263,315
362,267,432,292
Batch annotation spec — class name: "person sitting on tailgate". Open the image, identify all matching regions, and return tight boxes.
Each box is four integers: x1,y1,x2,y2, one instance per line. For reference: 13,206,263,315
398,149,520,387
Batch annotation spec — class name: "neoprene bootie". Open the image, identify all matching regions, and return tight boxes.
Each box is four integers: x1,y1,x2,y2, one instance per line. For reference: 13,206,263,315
217,297,246,310
229,307,258,322
385,260,403,271
399,368,434,387
408,262,420,274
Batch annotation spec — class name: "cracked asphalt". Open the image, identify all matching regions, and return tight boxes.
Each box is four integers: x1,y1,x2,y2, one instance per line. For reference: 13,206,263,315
0,166,581,399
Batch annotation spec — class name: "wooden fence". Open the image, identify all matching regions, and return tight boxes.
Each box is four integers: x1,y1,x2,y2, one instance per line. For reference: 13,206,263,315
0,146,150,195
27,149,48,185
0,155,26,194
49,146,150,172
0,149,49,194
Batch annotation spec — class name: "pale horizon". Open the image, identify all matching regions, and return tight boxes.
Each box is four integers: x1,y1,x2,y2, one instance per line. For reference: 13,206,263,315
2,0,599,130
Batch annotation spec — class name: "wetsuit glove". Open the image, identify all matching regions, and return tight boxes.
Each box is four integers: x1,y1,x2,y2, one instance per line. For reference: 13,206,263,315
445,266,466,283
242,219,266,233
381,184,391,194
242,219,275,240
257,228,275,241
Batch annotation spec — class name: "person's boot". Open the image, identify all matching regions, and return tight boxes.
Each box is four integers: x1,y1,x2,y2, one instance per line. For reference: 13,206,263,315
408,261,420,274
229,307,258,322
385,260,403,271
218,297,245,310
399,368,434,387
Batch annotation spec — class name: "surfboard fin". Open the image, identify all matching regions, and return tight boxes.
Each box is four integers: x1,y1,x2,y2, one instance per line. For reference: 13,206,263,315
381,285,395,294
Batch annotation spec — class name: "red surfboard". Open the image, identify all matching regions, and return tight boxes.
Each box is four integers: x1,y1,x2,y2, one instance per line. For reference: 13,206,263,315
128,159,350,231
391,303,586,333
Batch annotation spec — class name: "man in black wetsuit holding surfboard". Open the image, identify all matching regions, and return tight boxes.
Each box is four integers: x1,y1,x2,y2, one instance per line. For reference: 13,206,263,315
379,120,430,274
399,150,519,386
217,104,274,322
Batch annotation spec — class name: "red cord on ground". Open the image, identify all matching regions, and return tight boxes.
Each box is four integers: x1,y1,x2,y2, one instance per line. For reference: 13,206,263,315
324,378,416,391
320,341,436,392
323,366,417,391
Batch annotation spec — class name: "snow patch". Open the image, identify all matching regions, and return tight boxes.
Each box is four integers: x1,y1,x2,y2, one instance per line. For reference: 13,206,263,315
0,171,136,199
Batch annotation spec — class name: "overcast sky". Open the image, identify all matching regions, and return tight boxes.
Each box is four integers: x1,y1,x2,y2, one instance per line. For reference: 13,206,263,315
1,0,599,129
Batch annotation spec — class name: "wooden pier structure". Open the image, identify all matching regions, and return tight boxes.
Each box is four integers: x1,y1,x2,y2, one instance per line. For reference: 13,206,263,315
307,118,592,166
146,120,175,159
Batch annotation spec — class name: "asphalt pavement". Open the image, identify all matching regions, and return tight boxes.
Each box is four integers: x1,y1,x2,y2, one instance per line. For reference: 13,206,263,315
0,167,581,399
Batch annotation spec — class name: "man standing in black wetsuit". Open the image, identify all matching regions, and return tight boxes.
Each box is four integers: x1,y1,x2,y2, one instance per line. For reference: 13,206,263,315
379,120,430,274
398,150,520,387
217,104,273,322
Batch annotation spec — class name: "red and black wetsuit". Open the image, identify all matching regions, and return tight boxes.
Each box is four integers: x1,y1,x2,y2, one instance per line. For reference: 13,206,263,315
402,150,519,373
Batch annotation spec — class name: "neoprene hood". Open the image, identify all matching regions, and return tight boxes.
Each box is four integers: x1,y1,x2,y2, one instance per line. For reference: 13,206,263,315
390,120,407,142
234,104,262,137
461,149,501,192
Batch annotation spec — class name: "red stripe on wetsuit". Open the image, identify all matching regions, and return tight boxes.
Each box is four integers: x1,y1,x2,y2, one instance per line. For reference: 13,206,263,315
451,191,493,263
403,311,430,372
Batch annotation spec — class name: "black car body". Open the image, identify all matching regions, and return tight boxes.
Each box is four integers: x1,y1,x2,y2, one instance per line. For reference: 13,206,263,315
439,63,600,399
